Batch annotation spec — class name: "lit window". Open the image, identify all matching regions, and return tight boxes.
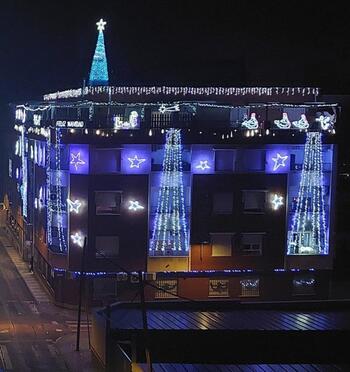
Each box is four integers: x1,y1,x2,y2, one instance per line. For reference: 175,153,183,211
211,233,233,257
155,280,178,299
95,236,119,258
241,233,263,256
240,278,260,297
209,279,229,297
243,190,266,213
213,192,233,214
95,191,122,215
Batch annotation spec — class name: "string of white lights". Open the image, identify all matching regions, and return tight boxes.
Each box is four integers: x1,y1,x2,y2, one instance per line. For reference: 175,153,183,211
46,130,52,244
43,86,320,101
54,128,68,252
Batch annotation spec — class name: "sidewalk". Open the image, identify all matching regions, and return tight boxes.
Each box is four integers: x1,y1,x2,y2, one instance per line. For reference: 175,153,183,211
0,229,103,371
0,231,50,303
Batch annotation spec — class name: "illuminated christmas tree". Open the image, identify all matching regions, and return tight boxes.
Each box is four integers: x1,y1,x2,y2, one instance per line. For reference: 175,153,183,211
288,132,328,255
151,129,189,255
88,19,109,86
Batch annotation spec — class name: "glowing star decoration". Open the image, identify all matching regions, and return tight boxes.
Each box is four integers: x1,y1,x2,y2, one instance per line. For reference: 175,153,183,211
128,200,144,211
96,18,107,31
71,232,84,247
67,199,82,214
271,194,284,210
292,114,309,129
272,153,289,171
274,112,291,129
196,160,210,170
70,152,86,171
241,113,259,129
128,155,146,168
159,104,180,114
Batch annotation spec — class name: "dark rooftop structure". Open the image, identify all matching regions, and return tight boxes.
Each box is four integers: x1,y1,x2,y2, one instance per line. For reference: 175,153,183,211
91,301,350,369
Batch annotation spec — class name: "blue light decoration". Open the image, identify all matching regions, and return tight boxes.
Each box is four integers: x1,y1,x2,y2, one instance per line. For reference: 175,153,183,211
20,127,28,218
88,19,109,86
191,146,214,174
46,130,52,245
54,128,68,252
69,144,89,174
150,129,189,255
121,145,150,174
266,149,290,173
287,132,328,255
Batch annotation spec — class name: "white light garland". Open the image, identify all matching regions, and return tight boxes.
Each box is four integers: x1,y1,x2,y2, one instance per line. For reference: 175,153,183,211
287,132,328,255
43,86,320,101
151,129,189,254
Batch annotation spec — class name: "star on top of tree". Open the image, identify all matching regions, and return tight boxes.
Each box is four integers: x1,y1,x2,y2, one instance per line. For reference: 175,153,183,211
96,18,107,32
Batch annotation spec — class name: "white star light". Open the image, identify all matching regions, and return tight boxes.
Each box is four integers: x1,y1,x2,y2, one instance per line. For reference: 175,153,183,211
70,152,86,170
272,153,288,171
271,194,284,210
96,18,106,32
71,232,84,247
195,160,210,170
67,199,82,213
128,155,146,168
128,200,144,211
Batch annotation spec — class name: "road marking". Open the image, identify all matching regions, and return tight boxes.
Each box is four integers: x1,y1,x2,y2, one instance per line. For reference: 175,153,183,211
0,344,13,370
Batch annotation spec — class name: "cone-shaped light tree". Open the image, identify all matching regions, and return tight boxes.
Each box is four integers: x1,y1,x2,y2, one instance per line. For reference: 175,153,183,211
88,19,109,86
151,129,189,255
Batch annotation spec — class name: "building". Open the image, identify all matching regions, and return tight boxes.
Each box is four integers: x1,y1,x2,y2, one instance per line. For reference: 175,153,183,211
5,20,339,306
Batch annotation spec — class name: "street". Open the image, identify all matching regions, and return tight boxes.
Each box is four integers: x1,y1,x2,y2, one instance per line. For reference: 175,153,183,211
0,232,100,371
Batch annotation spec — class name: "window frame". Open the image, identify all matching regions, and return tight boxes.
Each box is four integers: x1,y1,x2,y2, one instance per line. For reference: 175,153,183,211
242,189,267,214
240,278,260,297
95,190,123,216
240,232,264,256
210,232,235,257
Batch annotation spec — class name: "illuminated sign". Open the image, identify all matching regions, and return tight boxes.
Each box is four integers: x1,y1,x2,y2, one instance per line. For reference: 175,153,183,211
56,120,85,128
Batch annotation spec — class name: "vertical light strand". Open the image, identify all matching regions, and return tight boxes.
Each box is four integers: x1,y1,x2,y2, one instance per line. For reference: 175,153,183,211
46,130,52,245
55,128,67,252
150,129,189,255
20,127,28,218
288,132,328,255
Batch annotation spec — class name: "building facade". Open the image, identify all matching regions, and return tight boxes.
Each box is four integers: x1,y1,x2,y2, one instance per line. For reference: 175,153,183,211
5,21,339,305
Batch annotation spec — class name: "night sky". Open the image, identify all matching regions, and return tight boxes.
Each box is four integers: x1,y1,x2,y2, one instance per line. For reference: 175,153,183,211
0,1,350,197
1,1,350,114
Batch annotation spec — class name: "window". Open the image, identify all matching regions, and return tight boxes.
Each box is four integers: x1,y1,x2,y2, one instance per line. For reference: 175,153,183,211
240,278,260,297
215,150,235,171
155,280,178,299
95,191,122,215
95,236,119,257
213,192,233,214
241,233,263,255
209,279,229,297
211,234,233,256
292,276,315,296
243,190,266,213
240,150,265,171
91,148,121,173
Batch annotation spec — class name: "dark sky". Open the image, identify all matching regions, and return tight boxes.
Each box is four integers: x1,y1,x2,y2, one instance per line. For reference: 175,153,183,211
1,1,350,114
